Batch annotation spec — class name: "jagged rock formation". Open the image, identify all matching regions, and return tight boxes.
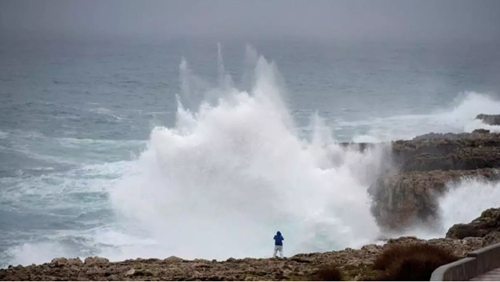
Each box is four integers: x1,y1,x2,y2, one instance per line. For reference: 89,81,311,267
477,114,500,126
447,208,500,239
369,131,500,230
369,169,500,230
392,131,500,171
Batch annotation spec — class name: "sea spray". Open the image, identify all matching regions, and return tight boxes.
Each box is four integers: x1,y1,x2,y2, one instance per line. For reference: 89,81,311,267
110,48,386,259
349,92,500,142
437,177,500,235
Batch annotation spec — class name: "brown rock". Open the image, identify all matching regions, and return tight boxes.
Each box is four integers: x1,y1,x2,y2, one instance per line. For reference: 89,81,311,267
361,244,381,253
400,147,500,171
369,169,500,230
50,258,68,266
3,208,500,281
446,208,500,239
84,256,109,266
393,132,500,171
67,258,83,266
163,256,183,263
484,231,500,245
473,129,491,134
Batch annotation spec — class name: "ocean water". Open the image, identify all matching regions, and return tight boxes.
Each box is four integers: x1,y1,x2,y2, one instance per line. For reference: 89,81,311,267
1,38,500,267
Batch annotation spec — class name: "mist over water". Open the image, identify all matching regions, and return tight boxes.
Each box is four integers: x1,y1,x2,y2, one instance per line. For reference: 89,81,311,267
1,41,500,267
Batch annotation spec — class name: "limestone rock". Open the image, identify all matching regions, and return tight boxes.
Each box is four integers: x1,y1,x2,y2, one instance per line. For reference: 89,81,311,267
163,256,183,263
125,268,136,276
50,258,68,266
369,169,500,230
447,208,500,239
484,231,500,245
84,256,109,266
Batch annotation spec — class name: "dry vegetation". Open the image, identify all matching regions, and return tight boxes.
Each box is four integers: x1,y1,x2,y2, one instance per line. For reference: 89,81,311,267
371,243,459,280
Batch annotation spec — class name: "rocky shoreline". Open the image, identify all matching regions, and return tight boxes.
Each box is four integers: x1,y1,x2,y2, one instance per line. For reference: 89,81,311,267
1,115,499,281
1,218,499,281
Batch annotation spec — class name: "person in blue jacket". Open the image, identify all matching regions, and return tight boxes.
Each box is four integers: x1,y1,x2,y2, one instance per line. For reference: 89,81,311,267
273,231,284,258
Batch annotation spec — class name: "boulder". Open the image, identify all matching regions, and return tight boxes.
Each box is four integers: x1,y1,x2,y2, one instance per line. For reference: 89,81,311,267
84,256,109,266
477,114,500,126
50,258,68,266
163,256,183,263
446,208,500,239
50,257,83,267
484,231,500,245
473,129,491,134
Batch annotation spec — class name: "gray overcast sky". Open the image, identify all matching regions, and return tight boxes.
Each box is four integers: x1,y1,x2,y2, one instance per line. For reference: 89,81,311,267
1,0,499,41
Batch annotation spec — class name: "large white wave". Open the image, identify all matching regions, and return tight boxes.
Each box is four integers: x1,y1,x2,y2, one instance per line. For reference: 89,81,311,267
109,47,387,260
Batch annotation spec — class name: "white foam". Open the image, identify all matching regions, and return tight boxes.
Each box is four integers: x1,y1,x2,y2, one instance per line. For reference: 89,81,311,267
0,161,133,211
5,242,73,266
437,177,500,234
89,107,123,121
347,92,500,141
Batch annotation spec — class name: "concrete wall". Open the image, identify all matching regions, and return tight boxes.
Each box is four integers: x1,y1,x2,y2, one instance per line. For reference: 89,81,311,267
430,257,477,281
431,242,500,281
468,242,500,275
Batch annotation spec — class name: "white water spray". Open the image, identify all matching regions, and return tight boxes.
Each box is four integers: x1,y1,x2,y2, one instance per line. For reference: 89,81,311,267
110,48,386,260
437,177,500,234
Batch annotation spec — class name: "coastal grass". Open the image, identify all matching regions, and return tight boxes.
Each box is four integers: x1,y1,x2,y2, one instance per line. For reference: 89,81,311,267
372,243,459,281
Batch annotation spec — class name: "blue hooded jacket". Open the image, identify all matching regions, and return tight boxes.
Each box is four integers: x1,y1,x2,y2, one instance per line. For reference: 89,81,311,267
274,231,284,246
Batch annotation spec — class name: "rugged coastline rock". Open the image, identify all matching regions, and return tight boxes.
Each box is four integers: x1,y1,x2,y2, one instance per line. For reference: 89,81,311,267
367,130,500,230
369,168,500,230
477,114,500,126
341,131,500,172
1,235,499,281
447,208,500,239
392,131,500,171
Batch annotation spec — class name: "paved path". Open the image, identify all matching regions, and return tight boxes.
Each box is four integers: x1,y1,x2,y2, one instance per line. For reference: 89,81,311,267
471,267,500,281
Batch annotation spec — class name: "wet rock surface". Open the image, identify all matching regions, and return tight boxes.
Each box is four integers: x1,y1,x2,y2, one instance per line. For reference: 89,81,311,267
370,131,500,230
476,114,500,126
447,208,500,239
392,131,500,171
370,168,500,230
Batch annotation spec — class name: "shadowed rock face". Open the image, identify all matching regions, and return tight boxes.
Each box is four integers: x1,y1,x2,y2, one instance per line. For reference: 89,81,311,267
369,169,500,230
477,114,500,126
447,208,500,239
392,132,500,172
369,131,500,230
